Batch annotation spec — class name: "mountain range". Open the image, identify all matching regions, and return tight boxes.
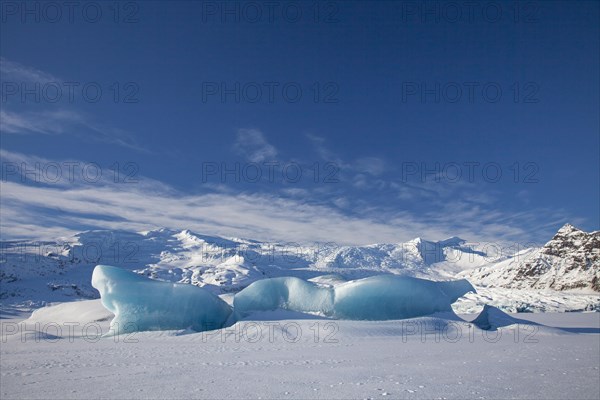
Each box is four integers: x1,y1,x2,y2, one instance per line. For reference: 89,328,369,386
1,224,598,315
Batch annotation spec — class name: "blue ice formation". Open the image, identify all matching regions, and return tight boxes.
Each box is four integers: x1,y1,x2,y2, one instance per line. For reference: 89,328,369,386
332,275,474,320
92,266,475,333
233,277,334,317
234,275,475,320
91,265,232,334
470,304,536,331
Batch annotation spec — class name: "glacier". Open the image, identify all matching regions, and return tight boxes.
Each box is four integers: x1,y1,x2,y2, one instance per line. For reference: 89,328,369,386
234,275,475,320
91,265,232,334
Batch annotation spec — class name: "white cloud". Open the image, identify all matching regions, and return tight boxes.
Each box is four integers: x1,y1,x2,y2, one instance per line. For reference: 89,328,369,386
0,58,59,83
306,134,386,183
355,157,386,176
233,129,278,162
0,108,149,152
0,59,148,152
305,133,348,168
0,150,577,247
0,179,410,245
0,109,82,135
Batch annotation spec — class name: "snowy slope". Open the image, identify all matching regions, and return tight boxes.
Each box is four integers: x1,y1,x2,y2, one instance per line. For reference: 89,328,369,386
312,236,492,279
461,224,600,292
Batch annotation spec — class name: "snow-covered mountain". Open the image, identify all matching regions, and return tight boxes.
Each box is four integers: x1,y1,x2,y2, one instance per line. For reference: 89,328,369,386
0,229,486,304
1,224,598,314
461,224,600,292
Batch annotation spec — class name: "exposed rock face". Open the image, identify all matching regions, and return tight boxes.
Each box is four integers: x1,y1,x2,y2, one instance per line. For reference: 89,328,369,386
463,224,600,292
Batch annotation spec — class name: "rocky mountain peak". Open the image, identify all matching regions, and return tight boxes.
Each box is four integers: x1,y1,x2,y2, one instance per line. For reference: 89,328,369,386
464,224,600,292
556,223,579,235
542,224,598,258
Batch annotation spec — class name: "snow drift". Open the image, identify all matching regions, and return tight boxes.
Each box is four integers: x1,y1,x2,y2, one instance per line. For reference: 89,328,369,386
92,265,232,334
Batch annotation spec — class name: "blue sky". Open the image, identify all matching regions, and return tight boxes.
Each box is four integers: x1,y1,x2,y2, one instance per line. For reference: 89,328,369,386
1,1,598,245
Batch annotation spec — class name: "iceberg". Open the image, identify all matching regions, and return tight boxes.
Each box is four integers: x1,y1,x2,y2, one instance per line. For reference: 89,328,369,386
470,304,537,331
92,265,232,334
234,275,475,320
233,277,334,317
92,266,475,334
333,275,475,320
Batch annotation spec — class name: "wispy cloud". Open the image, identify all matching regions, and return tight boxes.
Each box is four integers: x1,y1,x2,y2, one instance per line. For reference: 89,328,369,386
0,109,149,152
306,133,348,168
0,59,148,152
233,129,278,162
354,157,386,176
0,109,82,135
0,58,59,83
0,151,577,246
0,178,410,245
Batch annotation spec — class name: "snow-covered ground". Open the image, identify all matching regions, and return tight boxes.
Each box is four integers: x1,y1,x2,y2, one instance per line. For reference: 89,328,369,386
1,302,599,399
452,287,600,314
1,227,598,399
